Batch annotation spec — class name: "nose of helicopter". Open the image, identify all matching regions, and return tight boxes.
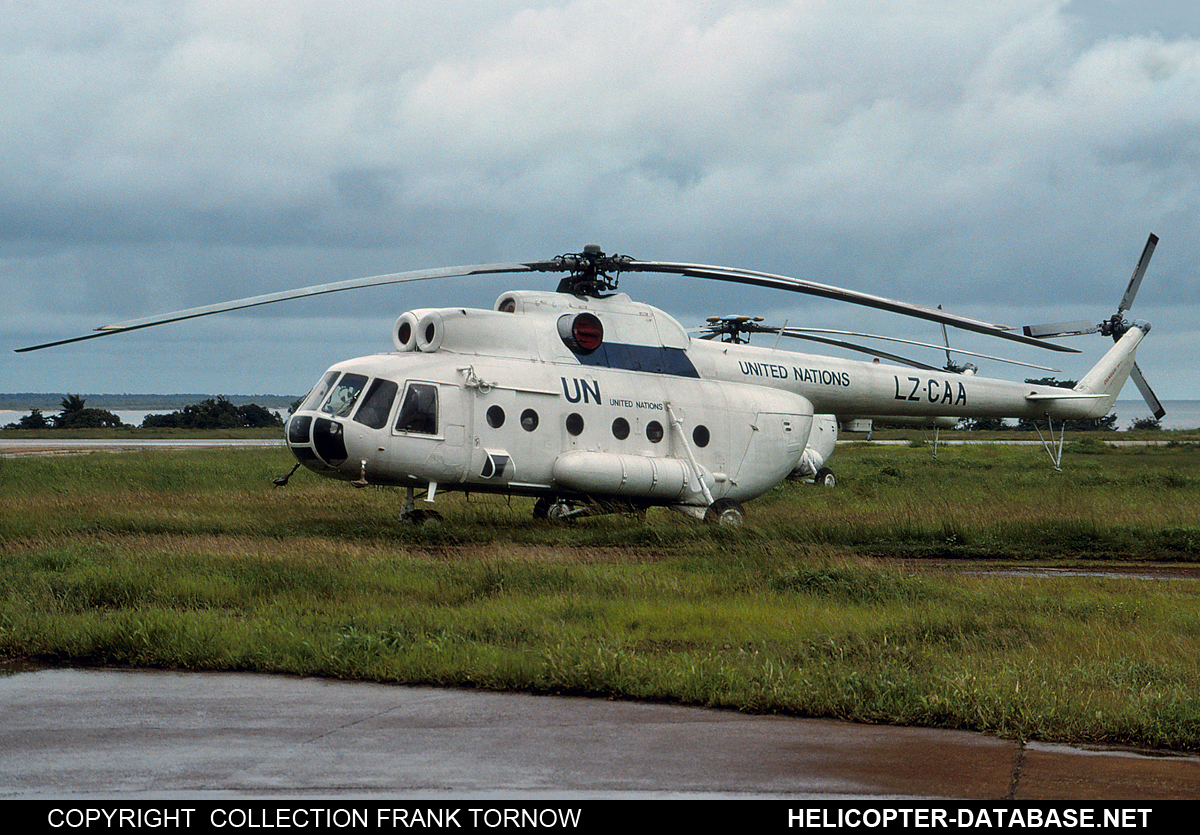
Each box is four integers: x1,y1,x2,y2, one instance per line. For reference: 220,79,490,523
286,412,346,475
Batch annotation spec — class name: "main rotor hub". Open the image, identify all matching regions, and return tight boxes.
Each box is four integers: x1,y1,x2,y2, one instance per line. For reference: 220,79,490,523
702,316,769,343
537,245,633,297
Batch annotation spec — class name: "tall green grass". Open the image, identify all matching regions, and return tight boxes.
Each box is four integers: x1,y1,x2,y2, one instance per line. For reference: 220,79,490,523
2,444,1200,750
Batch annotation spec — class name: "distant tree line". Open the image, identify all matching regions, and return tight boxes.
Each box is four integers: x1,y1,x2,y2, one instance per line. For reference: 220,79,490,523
141,397,283,429
4,394,124,429
3,395,283,430
0,392,297,411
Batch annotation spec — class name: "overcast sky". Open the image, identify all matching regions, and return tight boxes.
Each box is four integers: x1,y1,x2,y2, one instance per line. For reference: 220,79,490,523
3,1,1198,415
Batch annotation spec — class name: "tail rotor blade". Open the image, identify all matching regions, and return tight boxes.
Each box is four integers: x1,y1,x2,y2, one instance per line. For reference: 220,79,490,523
1022,320,1098,339
1120,233,1158,314
1130,362,1167,420
1022,232,1160,340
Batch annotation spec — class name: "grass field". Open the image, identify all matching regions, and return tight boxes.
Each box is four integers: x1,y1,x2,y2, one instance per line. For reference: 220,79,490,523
2,438,1199,751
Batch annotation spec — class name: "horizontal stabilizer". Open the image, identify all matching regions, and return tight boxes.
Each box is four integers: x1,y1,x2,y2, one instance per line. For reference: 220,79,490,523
1024,392,1107,401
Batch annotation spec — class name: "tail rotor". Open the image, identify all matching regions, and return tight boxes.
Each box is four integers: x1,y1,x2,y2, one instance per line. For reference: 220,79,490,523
1022,233,1165,419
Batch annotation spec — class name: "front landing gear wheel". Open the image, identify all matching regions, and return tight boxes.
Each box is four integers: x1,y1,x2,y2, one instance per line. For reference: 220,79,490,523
814,467,836,487
401,509,443,526
704,498,745,526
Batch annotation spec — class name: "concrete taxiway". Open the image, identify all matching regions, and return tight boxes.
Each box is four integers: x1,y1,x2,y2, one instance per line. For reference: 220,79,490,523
0,439,283,456
1,668,1196,799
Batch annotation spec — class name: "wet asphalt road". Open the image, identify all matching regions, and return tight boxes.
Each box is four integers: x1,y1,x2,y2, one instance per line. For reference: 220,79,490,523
2,668,1197,800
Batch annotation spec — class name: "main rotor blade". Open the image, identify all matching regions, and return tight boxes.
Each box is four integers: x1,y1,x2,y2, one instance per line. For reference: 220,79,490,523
780,328,1061,372
622,260,1080,353
1130,362,1167,420
773,331,944,372
16,262,536,352
1120,233,1158,314
17,248,1094,357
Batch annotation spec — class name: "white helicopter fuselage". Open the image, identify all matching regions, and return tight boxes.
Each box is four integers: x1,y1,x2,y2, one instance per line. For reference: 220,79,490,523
286,291,815,517
284,289,1144,518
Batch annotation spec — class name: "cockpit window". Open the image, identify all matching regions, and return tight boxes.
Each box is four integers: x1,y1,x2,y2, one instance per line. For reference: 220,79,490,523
394,383,438,435
353,378,399,430
321,373,368,418
300,371,339,413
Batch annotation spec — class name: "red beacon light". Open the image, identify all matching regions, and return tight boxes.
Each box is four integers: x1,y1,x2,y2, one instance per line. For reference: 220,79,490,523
559,312,603,354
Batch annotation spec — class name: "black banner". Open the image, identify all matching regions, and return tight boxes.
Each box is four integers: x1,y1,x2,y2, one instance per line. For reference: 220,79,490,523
13,801,1181,833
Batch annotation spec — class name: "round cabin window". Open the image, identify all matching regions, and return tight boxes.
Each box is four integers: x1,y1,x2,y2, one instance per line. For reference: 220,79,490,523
612,417,630,440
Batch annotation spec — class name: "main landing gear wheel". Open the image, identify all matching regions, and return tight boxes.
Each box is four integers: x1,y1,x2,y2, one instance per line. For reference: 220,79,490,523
814,467,836,487
546,501,579,524
534,497,580,524
704,498,745,526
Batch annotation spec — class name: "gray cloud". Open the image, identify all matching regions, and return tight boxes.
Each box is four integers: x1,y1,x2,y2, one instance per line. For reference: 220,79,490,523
3,1,1198,400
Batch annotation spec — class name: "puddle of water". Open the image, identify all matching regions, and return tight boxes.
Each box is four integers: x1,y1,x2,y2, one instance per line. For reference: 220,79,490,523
954,567,1199,581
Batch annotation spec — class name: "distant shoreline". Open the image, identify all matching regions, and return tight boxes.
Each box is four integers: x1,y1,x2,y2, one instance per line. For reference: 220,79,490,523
0,393,300,411
3,395,1197,430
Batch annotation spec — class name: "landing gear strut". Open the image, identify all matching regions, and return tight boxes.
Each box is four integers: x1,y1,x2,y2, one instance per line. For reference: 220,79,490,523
534,496,649,524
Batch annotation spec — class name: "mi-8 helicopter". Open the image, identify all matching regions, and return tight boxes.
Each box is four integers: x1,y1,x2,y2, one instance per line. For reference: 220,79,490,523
18,236,1164,525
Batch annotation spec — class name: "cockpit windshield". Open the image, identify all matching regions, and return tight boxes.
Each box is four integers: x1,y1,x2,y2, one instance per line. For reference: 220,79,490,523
353,378,399,430
320,373,368,418
300,371,339,412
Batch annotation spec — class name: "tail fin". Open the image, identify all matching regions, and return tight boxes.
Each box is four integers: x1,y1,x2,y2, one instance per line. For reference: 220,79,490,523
1071,325,1147,418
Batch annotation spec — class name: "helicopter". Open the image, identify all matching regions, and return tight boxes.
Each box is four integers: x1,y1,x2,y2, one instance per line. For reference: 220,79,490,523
17,236,1164,525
